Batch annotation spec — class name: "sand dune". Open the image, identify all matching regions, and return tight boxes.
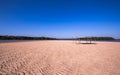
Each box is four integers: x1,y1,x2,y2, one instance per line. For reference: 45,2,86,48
0,41,120,75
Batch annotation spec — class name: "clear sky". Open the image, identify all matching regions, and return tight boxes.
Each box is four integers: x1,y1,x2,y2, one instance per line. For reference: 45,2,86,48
0,0,120,38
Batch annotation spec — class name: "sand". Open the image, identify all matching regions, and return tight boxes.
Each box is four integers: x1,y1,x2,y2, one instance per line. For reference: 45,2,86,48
0,40,120,75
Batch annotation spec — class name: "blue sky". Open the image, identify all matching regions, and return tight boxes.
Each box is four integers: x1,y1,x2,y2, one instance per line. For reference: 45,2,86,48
0,0,120,38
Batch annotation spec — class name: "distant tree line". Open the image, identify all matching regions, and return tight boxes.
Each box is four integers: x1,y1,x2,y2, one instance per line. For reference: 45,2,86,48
0,35,115,41
77,37,115,41
0,35,57,40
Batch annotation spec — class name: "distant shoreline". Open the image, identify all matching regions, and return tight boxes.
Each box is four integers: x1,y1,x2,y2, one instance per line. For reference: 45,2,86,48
0,39,120,43
0,40,33,43
0,35,119,43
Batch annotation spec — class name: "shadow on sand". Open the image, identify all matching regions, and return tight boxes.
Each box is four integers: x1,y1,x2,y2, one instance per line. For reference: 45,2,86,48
75,42,97,45
80,43,96,44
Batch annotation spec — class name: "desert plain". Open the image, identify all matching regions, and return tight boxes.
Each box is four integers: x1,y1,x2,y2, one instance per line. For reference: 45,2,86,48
0,40,120,75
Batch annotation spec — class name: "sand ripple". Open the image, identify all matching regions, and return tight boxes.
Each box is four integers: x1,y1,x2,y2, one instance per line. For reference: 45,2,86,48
0,41,120,75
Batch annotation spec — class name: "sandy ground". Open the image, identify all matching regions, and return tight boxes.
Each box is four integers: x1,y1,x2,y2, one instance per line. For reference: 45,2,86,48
0,40,120,75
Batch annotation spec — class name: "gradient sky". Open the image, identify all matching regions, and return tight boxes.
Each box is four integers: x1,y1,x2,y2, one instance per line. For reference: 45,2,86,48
0,0,120,38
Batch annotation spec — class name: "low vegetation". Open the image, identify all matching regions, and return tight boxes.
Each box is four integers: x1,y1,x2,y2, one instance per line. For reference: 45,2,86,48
77,37,115,41
0,35,115,41
0,35,57,40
